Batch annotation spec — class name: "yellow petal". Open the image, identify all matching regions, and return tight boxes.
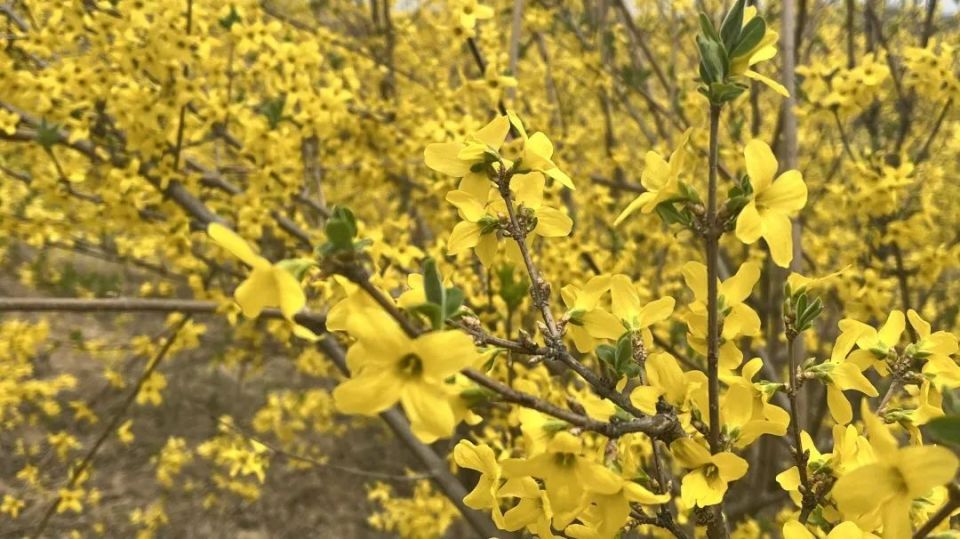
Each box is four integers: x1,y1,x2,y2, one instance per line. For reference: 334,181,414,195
534,207,573,237
402,383,456,442
234,269,277,318
783,520,815,539
446,190,487,222
713,452,749,482
682,261,708,303
274,266,306,321
832,362,879,396
832,463,898,516
614,192,656,226
425,142,470,176
745,139,778,192
878,311,905,347
333,372,402,415
720,261,761,304
208,223,264,268
745,69,790,97
447,221,482,254
630,386,664,415
827,385,853,425
512,172,545,209
762,211,795,268
897,445,959,497
636,297,675,328
473,115,510,149
736,200,764,244
762,170,807,213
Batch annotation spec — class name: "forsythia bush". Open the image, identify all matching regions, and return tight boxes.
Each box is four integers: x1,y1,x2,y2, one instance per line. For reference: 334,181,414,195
1,0,959,538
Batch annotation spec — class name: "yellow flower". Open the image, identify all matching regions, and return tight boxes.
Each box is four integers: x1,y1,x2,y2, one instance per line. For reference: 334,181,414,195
424,115,510,178
446,172,569,265
207,223,318,341
671,437,748,508
0,495,25,519
609,274,675,335
560,275,622,352
565,475,669,539
807,349,879,425
332,310,481,442
735,139,807,268
721,358,790,448
453,440,503,520
729,7,789,97
834,311,904,373
502,431,622,522
630,352,706,415
683,260,762,370
613,130,693,226
454,0,494,30
471,61,518,104
497,477,557,538
832,404,958,539
508,111,575,190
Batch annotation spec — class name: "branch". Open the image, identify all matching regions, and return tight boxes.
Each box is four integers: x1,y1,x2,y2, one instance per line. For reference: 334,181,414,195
0,297,328,335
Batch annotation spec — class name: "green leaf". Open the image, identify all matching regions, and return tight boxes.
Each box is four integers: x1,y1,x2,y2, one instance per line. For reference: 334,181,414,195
276,258,316,281
731,17,766,59
698,13,720,42
444,287,465,319
259,95,287,129
709,81,747,103
422,258,445,307
596,344,617,367
324,219,353,250
219,6,241,29
720,0,746,50
697,35,726,84
409,303,443,330
36,119,61,150
927,416,960,446
615,334,633,366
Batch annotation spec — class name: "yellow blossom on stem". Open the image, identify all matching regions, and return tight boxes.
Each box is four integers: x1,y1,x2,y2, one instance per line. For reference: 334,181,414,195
832,403,958,539
207,223,318,341
671,437,748,508
613,130,693,225
735,139,808,268
332,309,481,442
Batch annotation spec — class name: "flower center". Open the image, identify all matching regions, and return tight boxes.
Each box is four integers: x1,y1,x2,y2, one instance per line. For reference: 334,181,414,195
397,353,424,378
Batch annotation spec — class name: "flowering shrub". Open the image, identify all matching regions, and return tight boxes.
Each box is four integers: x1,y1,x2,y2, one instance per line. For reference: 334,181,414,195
1,1,959,538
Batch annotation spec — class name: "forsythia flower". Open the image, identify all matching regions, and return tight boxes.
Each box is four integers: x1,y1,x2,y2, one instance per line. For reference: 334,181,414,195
735,139,807,268
424,115,510,179
502,432,622,523
508,111,575,190
729,7,789,96
560,275,622,352
614,130,693,225
207,223,318,341
453,441,503,521
454,0,494,30
683,261,762,369
671,437,748,508
333,310,481,442
832,404,958,539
